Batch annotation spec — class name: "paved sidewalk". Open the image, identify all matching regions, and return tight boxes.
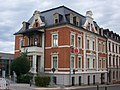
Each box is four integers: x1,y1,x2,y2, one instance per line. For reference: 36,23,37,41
9,83,120,90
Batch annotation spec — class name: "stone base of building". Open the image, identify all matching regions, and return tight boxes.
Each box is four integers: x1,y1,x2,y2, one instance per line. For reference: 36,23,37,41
44,72,107,86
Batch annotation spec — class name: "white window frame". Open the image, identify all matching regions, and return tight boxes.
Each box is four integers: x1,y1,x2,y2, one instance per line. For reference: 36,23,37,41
78,56,82,69
78,35,82,49
52,33,58,47
87,58,90,69
70,33,75,47
93,58,95,69
103,59,106,69
92,40,95,51
51,55,58,69
19,37,24,49
99,59,102,69
70,55,75,69
86,39,90,49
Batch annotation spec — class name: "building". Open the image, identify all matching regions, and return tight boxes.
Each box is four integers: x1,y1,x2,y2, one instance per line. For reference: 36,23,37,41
104,29,120,84
0,52,14,77
14,6,109,85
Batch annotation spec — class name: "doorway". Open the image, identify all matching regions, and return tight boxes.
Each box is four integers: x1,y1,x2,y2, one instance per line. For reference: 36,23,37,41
36,56,41,73
93,75,95,85
101,73,105,84
88,75,90,85
72,77,75,86
79,76,81,85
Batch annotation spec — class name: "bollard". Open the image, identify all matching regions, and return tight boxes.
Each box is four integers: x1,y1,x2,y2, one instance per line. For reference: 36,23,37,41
97,85,99,90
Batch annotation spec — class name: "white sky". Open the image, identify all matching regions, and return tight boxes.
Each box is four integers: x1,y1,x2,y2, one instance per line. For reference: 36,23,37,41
0,0,120,54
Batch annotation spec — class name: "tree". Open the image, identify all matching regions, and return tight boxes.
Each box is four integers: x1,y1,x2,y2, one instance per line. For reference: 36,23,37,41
11,53,30,77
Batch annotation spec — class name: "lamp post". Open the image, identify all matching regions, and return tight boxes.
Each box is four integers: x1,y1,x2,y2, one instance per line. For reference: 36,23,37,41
51,67,56,86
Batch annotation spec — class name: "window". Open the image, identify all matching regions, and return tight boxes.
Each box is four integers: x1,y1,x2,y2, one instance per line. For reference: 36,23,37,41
88,23,90,31
78,56,82,69
109,55,111,66
93,41,95,50
91,24,93,31
113,56,115,67
119,57,120,66
109,42,111,51
93,59,95,68
28,56,33,67
119,46,120,54
87,58,90,69
55,19,58,24
116,56,118,67
52,34,58,47
71,56,75,68
103,59,106,68
71,34,75,47
112,43,114,52
54,13,59,24
87,39,89,49
99,60,102,69
116,71,118,79
78,36,82,48
116,44,118,53
113,71,115,79
52,55,58,69
20,37,24,48
102,43,105,52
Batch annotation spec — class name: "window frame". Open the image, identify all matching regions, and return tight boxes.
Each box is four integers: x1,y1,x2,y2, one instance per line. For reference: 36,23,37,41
71,55,75,69
70,33,75,47
78,56,82,69
78,35,82,49
52,33,58,47
52,55,58,69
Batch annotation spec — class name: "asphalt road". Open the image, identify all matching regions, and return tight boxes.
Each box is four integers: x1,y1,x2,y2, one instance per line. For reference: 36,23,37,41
69,85,120,90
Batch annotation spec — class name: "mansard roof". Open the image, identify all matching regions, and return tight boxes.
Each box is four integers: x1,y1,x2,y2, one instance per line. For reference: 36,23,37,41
14,5,99,35
104,29,120,42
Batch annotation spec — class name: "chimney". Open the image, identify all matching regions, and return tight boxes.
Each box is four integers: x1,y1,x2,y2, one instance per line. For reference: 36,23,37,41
33,10,40,17
86,10,93,19
22,21,30,30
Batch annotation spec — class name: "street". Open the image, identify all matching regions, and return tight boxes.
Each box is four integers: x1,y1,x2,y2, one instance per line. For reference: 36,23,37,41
9,84,120,90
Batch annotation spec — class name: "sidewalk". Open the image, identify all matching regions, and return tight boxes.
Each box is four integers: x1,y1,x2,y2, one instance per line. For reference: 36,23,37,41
9,83,120,90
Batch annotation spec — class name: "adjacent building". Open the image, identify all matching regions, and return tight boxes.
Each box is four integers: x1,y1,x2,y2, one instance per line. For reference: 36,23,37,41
0,52,14,77
104,29,120,83
14,6,119,85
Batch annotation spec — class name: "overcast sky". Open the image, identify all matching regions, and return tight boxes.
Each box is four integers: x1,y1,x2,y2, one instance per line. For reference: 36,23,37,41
0,0,120,54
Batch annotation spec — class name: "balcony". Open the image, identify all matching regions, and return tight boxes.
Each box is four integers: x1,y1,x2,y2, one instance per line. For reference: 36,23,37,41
21,45,44,54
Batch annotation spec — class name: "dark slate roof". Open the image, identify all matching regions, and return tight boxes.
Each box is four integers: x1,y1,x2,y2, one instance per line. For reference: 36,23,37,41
14,6,99,35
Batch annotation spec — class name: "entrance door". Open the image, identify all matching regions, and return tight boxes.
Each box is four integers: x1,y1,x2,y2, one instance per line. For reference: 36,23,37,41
36,56,41,73
88,76,90,85
53,76,57,84
93,75,95,85
109,70,111,83
101,73,105,84
72,77,75,86
79,76,81,85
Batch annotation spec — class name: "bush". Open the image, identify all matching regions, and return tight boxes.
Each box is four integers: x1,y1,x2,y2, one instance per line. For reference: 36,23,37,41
35,76,50,87
17,74,33,84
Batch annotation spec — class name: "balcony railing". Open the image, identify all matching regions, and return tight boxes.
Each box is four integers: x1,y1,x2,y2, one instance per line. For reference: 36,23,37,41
21,45,44,53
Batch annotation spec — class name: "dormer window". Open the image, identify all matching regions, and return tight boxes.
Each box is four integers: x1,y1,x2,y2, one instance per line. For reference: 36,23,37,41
88,23,90,31
54,13,59,24
73,16,80,26
70,13,73,24
76,16,80,26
